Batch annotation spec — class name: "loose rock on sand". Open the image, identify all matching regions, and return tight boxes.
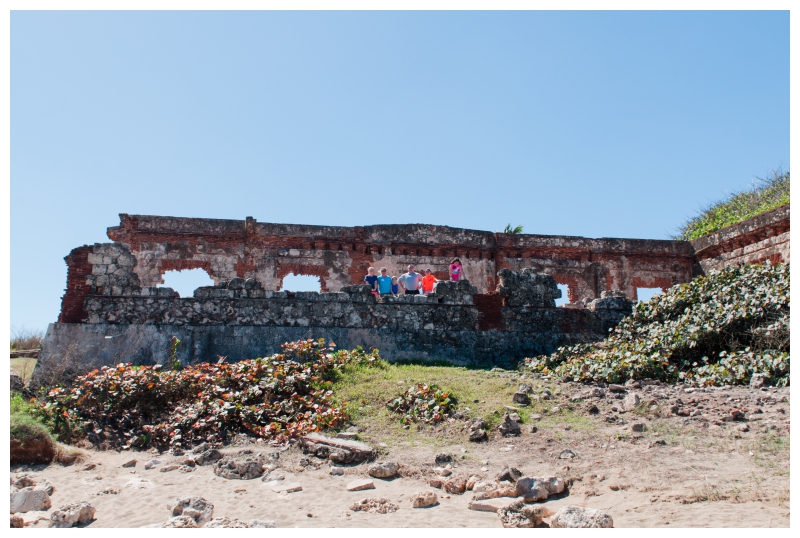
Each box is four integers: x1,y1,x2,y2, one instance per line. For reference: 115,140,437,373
550,505,614,528
50,501,96,528
410,490,438,508
349,498,399,514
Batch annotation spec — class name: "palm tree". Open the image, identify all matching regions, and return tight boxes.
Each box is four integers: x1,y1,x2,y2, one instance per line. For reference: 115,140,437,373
503,224,524,234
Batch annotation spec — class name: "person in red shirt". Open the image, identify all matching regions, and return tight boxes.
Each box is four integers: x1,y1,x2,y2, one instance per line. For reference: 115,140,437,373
421,268,439,295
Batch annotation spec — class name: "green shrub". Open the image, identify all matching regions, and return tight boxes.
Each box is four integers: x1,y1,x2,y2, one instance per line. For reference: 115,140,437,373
39,338,382,450
675,170,789,241
386,383,457,425
525,263,789,386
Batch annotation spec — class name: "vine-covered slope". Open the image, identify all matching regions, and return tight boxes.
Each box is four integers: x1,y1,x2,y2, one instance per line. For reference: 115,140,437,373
525,263,789,387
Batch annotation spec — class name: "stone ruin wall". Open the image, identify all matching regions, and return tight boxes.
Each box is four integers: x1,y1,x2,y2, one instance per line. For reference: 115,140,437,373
40,269,634,373
58,213,697,324
41,207,788,375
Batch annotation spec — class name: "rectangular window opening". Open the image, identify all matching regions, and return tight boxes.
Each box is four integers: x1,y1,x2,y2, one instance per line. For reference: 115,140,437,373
555,284,570,307
636,287,662,302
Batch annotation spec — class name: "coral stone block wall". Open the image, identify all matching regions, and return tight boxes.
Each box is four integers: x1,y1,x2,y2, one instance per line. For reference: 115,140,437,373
691,204,790,274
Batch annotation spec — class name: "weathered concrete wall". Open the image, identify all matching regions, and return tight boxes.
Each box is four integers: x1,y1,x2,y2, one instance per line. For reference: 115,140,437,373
691,204,790,274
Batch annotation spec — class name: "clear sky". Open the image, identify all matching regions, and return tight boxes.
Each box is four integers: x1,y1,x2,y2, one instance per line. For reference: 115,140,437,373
10,10,789,332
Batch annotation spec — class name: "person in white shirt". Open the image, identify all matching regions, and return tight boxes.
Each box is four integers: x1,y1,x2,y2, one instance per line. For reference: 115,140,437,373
398,265,423,295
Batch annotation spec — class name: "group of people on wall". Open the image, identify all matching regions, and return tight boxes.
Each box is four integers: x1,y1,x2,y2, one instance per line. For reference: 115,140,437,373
363,258,464,296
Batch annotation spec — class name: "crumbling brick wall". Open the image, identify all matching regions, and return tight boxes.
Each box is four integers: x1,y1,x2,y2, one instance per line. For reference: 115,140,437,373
101,213,695,304
691,204,789,274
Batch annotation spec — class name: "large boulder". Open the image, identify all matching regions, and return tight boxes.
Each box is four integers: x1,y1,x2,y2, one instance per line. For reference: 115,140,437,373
49,501,96,528
550,505,614,528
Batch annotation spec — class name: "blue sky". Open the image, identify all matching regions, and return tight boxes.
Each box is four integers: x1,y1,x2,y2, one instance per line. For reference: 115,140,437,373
11,10,789,331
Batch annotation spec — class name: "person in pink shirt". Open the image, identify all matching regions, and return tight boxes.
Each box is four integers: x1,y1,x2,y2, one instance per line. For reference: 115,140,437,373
449,258,464,281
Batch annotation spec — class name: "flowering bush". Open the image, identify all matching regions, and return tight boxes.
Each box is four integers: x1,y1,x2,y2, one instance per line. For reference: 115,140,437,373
386,383,456,425
40,339,381,449
525,263,789,386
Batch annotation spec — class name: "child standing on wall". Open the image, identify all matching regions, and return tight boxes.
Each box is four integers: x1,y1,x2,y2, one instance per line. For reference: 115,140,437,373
449,258,464,282
391,276,400,296
421,268,439,295
364,267,379,297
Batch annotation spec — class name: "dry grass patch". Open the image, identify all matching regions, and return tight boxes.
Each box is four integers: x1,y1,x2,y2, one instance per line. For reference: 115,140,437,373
11,357,37,382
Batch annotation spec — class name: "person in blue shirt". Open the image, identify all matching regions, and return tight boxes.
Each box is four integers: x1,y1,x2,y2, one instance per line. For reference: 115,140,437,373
376,267,393,296
391,277,400,296
364,267,379,295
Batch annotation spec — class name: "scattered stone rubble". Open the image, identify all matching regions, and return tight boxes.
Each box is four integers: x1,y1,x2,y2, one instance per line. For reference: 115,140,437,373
568,378,790,432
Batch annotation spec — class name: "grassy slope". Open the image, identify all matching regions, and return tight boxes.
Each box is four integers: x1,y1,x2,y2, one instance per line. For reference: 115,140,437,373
10,393,53,445
330,363,594,449
676,171,789,241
